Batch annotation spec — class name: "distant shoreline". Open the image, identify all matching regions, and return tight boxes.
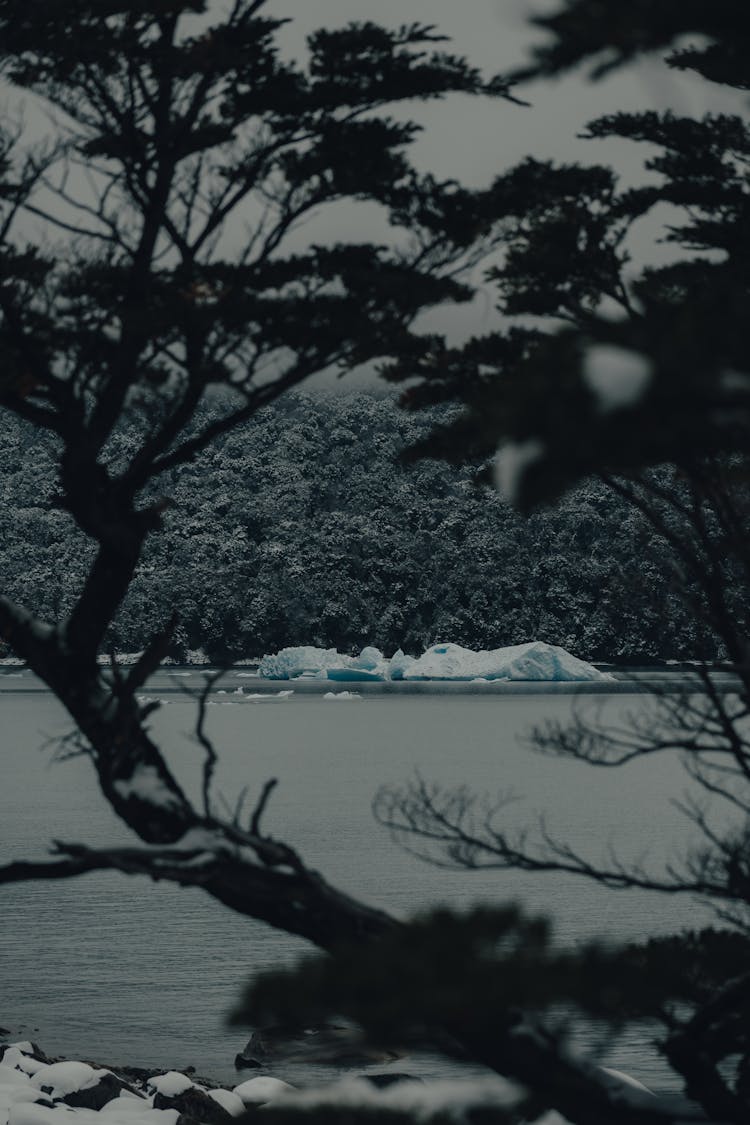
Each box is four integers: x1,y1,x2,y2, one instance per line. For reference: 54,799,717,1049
0,666,741,695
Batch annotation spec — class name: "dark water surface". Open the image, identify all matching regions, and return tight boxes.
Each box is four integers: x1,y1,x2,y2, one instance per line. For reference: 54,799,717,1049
0,688,714,1090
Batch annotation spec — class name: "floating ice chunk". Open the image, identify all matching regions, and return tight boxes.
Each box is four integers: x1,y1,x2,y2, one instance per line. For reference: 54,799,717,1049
147,1074,193,1098
323,691,361,700
388,649,415,680
205,1090,245,1117
259,641,608,683
241,690,294,701
233,1077,295,1106
328,646,389,681
404,641,611,682
326,667,385,682
259,647,345,680
351,647,383,670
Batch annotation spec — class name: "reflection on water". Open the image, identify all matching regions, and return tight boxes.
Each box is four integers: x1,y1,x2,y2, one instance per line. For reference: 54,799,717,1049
0,691,713,1090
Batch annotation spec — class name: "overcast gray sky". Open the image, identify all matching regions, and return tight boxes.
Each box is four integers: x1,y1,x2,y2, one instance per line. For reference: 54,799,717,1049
279,1,744,384
283,0,738,185
12,2,746,388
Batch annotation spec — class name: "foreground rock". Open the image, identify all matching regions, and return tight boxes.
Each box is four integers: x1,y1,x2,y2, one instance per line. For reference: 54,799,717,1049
0,1044,253,1125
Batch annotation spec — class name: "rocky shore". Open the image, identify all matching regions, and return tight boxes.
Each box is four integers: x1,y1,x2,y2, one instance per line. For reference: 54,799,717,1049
0,1036,552,1125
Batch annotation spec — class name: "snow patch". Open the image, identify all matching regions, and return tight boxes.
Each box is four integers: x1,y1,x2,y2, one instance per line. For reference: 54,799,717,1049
30,1063,106,1097
146,1074,192,1099
0,1065,33,1088
233,1077,295,1106
112,767,183,811
2,1052,44,1077
204,1090,245,1117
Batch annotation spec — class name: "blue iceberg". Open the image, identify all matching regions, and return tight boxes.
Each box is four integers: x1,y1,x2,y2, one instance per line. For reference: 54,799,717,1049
258,641,610,682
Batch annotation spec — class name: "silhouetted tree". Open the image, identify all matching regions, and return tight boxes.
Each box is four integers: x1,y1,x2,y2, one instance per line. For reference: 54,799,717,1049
361,4,750,1121
2,4,749,1124
0,0,517,979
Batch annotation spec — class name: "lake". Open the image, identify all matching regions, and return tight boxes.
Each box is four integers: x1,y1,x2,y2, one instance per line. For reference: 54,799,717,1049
0,681,716,1092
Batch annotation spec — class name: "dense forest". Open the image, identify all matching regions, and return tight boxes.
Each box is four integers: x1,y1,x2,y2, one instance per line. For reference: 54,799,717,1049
0,391,718,663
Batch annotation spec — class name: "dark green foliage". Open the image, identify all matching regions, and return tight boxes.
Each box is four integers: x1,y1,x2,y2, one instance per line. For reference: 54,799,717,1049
235,909,750,1122
0,392,723,663
514,0,750,86
234,906,657,1036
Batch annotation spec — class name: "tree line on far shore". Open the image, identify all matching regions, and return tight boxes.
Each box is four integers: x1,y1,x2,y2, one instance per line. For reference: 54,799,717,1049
0,390,720,664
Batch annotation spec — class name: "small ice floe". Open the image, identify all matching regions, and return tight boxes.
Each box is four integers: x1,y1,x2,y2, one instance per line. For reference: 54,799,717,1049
238,690,294,702
323,691,361,701
233,1077,295,1106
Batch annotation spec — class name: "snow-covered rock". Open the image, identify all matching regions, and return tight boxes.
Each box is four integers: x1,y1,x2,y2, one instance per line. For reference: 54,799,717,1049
1,1053,45,1078
0,1065,33,1089
205,1089,245,1118
99,1095,154,1116
151,1084,233,1124
232,1076,295,1106
30,1063,106,1098
146,1075,192,1099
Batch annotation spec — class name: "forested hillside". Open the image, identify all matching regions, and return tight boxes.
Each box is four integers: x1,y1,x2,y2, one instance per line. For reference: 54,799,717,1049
0,392,718,663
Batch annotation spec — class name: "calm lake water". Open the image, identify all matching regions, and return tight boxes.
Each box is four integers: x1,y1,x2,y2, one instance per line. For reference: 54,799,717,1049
0,686,715,1091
